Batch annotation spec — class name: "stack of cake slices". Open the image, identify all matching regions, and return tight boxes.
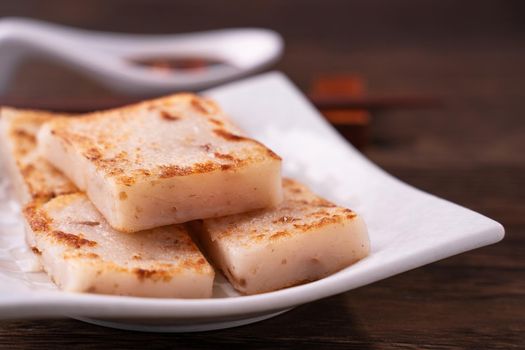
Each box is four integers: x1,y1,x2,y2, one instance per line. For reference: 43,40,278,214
0,94,369,298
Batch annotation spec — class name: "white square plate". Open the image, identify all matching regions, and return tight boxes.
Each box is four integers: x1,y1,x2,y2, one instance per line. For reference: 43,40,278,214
0,72,504,332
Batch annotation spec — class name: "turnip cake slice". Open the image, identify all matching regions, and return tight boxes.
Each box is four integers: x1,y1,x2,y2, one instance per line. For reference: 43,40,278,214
194,179,369,295
0,108,214,298
38,94,283,232
0,108,76,204
24,194,214,298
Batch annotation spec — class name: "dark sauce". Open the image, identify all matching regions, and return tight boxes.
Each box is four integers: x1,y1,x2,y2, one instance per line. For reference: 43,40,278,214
130,57,231,73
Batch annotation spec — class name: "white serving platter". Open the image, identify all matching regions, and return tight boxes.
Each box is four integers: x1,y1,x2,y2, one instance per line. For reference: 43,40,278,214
0,72,504,332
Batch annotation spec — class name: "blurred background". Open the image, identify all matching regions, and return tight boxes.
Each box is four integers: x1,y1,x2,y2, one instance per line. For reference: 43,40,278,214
3,1,524,94
2,0,523,206
1,1,523,165
0,1,523,348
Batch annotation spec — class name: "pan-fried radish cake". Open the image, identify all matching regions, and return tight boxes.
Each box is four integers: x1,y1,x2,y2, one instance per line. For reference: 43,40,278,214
38,94,283,232
193,179,369,295
24,194,214,298
0,108,77,204
0,107,215,298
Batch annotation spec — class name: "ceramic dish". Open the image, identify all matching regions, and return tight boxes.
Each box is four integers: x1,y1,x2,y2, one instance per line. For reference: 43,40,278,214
0,72,504,332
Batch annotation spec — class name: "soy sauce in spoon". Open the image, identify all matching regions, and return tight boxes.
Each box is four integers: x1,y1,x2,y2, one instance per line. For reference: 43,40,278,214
130,57,234,74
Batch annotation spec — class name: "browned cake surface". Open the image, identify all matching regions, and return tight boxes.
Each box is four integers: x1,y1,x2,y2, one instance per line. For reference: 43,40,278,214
198,178,369,295
23,193,213,282
204,178,358,246
43,93,280,186
0,108,77,201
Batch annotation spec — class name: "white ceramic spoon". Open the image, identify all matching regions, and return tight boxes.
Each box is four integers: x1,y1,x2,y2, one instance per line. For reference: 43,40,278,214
0,17,284,95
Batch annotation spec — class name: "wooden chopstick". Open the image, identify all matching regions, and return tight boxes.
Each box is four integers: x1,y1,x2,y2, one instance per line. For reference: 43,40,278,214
309,95,442,111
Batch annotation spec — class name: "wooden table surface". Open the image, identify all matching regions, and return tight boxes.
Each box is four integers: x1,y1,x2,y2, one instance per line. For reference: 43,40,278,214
1,1,524,349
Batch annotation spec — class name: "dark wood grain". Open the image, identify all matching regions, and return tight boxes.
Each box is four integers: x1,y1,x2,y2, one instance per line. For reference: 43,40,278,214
1,1,524,349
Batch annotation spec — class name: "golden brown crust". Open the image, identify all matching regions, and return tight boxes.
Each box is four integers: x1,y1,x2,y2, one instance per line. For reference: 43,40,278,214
41,93,281,183
269,230,291,240
272,216,300,224
209,118,224,127
31,247,42,255
204,179,358,244
63,252,100,260
12,128,36,144
190,96,218,115
24,193,215,282
117,176,136,186
72,221,101,226
133,268,175,282
213,152,236,161
49,230,98,249
159,110,180,121
23,200,52,232
1,107,78,202
132,256,210,282
212,129,249,142
158,165,195,178
292,215,350,232
265,148,282,160
156,158,255,178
